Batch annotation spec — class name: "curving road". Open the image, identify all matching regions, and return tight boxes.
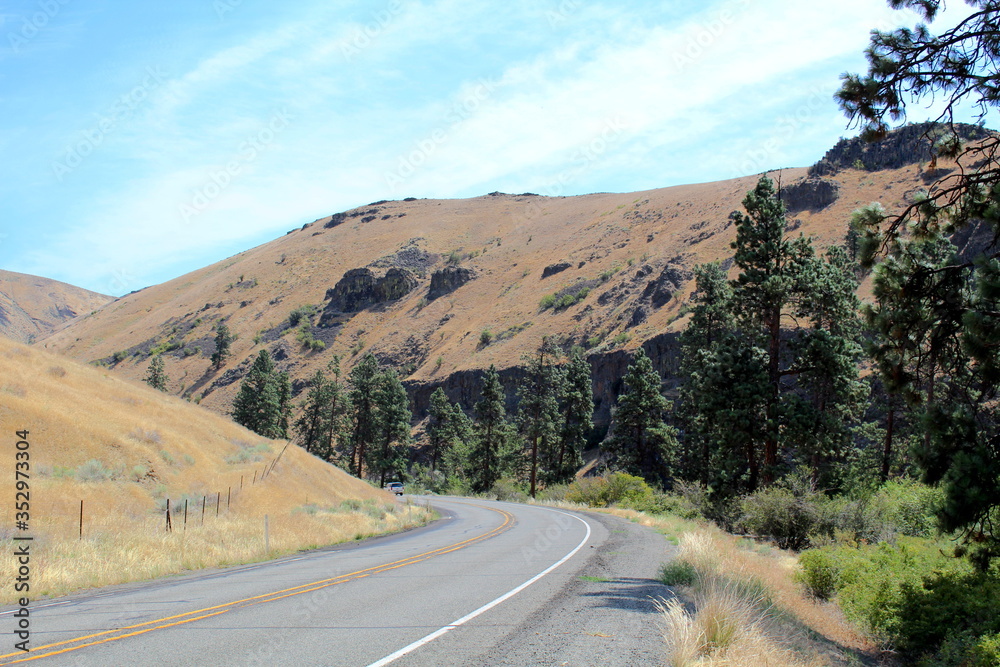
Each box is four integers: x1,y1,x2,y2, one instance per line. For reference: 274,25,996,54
0,498,674,666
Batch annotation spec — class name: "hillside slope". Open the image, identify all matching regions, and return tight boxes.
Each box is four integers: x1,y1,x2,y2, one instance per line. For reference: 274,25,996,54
0,336,419,602
37,126,984,433
0,269,112,343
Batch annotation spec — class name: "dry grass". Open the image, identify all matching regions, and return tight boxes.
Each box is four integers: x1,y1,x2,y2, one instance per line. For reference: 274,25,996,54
0,337,433,603
599,509,875,666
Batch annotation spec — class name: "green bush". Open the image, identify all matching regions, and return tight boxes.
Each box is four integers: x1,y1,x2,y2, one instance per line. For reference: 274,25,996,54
659,560,697,586
797,549,840,600
565,473,653,508
479,329,493,346
489,478,528,502
539,294,556,310
741,486,823,550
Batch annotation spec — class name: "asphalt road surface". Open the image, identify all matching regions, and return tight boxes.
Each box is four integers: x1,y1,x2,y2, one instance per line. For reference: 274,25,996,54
0,498,675,666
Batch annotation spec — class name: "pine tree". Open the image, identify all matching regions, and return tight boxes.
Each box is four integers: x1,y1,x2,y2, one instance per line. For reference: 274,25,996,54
556,350,593,484
371,369,411,487
296,368,334,458
231,349,286,438
427,387,467,472
840,2,1000,565
516,339,565,496
468,365,518,494
347,353,381,478
144,354,168,392
606,348,676,487
211,322,235,369
676,262,734,485
677,177,862,492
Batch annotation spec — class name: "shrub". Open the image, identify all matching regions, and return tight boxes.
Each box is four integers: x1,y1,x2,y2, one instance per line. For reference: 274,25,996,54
539,294,556,310
479,329,493,346
659,560,697,586
565,473,653,508
489,478,528,503
76,459,116,482
288,305,316,327
130,465,149,482
797,549,839,600
741,486,822,550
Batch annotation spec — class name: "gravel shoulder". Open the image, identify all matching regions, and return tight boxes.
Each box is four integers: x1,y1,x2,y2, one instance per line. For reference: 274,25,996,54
464,508,678,667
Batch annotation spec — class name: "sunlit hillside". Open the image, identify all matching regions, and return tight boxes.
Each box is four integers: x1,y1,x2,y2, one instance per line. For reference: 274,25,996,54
0,337,429,603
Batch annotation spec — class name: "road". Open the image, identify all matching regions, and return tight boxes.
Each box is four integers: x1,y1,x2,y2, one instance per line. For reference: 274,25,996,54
0,498,675,666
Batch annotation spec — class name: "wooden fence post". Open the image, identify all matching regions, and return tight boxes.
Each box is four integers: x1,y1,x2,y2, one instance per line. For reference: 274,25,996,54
184,498,188,530
79,500,83,540
166,499,172,533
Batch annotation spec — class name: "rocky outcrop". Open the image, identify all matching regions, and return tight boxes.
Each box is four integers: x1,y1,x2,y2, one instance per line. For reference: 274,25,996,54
809,121,990,177
427,266,475,300
541,262,572,279
322,267,417,316
642,264,691,309
780,178,840,214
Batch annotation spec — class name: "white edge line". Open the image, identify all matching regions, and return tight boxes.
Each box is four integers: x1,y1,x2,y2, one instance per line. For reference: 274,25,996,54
365,506,592,667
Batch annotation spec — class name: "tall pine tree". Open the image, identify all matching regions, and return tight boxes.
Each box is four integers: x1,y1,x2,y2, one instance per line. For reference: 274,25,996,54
468,365,519,493
231,349,289,439
606,348,676,487
516,339,565,496
556,350,593,484
371,369,411,487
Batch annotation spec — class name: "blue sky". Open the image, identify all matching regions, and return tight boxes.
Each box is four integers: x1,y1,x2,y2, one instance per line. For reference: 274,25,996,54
0,0,988,296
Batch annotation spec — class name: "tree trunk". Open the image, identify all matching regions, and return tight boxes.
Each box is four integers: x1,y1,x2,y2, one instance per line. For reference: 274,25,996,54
764,307,781,486
881,403,895,483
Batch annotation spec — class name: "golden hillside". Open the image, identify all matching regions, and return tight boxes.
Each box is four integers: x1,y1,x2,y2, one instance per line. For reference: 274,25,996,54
0,336,425,602
0,269,112,344
38,126,980,428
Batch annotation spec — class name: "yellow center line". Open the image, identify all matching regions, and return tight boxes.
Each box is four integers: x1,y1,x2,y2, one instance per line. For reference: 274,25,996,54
0,502,513,665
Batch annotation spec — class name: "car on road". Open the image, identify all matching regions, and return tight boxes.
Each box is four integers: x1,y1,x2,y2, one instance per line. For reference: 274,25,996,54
384,482,404,496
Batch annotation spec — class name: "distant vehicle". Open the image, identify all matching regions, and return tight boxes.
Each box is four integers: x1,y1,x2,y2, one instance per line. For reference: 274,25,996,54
385,482,404,496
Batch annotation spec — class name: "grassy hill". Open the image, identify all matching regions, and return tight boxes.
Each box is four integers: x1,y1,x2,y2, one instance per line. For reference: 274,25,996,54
35,126,986,433
0,336,429,603
0,269,112,344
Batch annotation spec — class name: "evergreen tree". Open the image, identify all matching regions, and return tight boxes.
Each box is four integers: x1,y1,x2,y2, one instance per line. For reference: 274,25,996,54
606,348,676,486
676,262,735,485
556,350,593,484
516,339,565,496
231,349,286,438
427,387,469,472
347,353,381,478
144,354,168,392
841,2,1000,564
211,322,235,369
468,365,518,493
296,368,334,458
371,369,411,487
677,177,863,492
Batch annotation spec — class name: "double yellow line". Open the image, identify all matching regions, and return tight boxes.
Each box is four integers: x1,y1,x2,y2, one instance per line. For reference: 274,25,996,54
0,503,513,664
